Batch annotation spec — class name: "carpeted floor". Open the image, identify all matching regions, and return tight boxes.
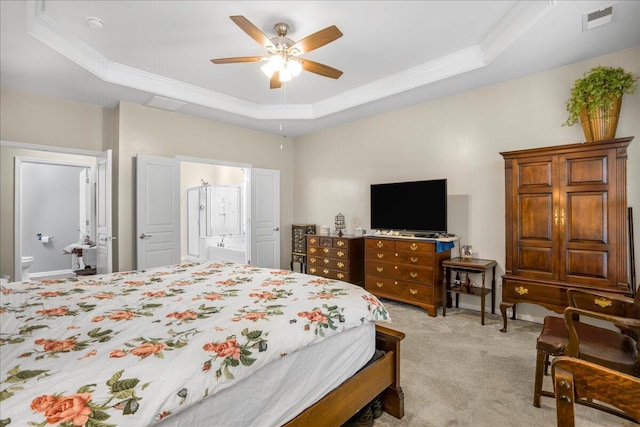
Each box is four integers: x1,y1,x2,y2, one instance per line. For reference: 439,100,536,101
372,299,636,427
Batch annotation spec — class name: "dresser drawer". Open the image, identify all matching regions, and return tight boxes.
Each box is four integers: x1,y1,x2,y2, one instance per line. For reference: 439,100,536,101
396,240,434,254
365,275,434,305
307,236,320,246
502,279,567,307
308,256,349,271
308,266,351,282
309,246,350,260
395,252,433,266
366,260,433,284
366,239,396,252
365,249,395,262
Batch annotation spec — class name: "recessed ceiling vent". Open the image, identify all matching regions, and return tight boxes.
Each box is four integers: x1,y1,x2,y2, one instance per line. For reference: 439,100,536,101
145,95,187,112
582,5,614,32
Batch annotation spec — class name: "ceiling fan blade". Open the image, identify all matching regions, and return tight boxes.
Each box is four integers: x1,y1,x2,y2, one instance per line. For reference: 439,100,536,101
301,59,343,79
270,72,282,89
210,56,263,64
289,25,343,55
230,15,276,51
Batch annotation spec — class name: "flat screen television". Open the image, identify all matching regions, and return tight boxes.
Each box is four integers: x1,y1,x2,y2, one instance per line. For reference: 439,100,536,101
370,179,447,235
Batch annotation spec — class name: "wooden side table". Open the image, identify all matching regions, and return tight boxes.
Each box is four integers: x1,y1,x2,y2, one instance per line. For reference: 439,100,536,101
442,257,497,325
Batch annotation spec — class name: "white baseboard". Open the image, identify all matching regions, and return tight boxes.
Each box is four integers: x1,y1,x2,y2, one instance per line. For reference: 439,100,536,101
28,269,75,280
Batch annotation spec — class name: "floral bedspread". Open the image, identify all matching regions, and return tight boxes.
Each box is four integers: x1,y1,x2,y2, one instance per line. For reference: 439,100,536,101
0,262,389,427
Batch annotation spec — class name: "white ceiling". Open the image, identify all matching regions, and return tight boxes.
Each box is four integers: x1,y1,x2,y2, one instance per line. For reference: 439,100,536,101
1,1,638,138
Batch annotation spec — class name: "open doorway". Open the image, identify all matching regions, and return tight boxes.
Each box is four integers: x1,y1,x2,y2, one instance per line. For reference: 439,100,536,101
180,160,248,264
15,158,96,280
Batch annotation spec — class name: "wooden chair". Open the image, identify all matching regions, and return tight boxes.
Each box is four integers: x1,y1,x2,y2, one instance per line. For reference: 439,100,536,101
533,287,640,408
552,357,640,426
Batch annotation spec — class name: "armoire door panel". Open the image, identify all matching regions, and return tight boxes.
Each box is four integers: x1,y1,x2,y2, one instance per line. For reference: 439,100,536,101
566,156,608,185
566,192,607,243
518,162,553,187
518,194,553,240
517,247,553,274
565,250,608,279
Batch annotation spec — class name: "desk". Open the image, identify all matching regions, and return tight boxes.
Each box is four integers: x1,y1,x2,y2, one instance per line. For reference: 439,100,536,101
442,257,497,325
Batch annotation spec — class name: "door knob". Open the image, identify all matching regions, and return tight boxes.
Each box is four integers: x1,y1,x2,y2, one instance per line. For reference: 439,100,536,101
273,227,280,231
139,233,152,239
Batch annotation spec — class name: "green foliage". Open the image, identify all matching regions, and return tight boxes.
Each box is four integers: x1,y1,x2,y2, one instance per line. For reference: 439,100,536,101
564,66,638,126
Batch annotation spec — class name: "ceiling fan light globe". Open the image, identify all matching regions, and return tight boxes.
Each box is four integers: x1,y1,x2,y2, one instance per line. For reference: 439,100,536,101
287,60,303,77
279,68,292,82
261,63,276,78
268,55,284,69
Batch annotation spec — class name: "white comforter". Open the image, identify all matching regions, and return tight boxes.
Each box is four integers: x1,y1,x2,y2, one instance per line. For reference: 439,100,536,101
0,261,389,427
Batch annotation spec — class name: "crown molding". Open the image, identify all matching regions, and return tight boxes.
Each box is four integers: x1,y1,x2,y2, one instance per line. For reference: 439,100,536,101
26,0,553,121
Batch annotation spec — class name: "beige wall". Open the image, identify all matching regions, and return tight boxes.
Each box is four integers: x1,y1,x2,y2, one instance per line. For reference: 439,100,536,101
0,88,114,280
0,87,113,151
0,90,293,277
293,46,640,322
116,102,293,271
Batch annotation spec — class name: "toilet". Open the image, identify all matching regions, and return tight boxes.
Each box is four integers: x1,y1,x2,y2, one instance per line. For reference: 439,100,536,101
21,256,33,281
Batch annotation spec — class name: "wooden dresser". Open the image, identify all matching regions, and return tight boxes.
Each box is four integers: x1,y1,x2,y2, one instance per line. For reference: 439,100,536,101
364,236,451,317
500,137,633,332
306,235,364,285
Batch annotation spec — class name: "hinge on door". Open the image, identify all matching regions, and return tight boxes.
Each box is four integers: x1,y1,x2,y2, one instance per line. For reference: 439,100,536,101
86,220,90,226
86,177,90,184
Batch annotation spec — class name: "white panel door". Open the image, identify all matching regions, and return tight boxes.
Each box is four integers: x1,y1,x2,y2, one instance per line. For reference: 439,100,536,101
96,150,113,274
250,168,280,268
78,168,91,241
136,155,180,270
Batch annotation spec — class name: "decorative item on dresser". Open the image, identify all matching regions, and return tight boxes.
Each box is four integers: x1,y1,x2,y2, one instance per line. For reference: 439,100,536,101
306,235,364,285
291,224,316,273
364,236,452,317
499,137,633,332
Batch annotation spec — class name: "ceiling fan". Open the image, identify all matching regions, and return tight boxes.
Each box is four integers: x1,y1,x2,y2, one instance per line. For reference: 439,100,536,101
211,16,343,89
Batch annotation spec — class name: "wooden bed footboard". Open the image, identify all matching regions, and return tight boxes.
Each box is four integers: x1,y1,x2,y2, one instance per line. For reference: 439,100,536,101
284,325,405,427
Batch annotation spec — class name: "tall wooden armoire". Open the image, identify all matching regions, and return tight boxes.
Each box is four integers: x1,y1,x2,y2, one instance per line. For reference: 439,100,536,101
499,137,633,332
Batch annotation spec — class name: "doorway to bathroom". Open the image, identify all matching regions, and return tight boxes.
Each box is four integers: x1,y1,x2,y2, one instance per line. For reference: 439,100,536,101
14,151,112,281
181,161,248,264
137,155,281,270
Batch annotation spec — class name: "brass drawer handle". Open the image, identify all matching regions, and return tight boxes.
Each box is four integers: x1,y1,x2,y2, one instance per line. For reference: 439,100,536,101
410,289,418,295
515,286,529,295
410,257,418,263
309,248,316,253
309,267,317,273
323,248,329,253
337,251,345,257
594,297,612,308
337,262,345,268
377,253,385,259
337,240,345,247
323,259,330,264
410,243,418,251
377,241,384,248
323,269,329,274
309,258,316,263
309,238,317,244
377,267,384,272
337,273,345,279
410,272,418,279
376,282,384,288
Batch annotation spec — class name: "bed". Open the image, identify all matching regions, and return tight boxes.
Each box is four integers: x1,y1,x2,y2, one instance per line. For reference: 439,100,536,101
0,261,404,426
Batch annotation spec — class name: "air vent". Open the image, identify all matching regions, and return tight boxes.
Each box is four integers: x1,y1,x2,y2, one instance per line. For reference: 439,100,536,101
582,5,614,32
144,95,187,112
